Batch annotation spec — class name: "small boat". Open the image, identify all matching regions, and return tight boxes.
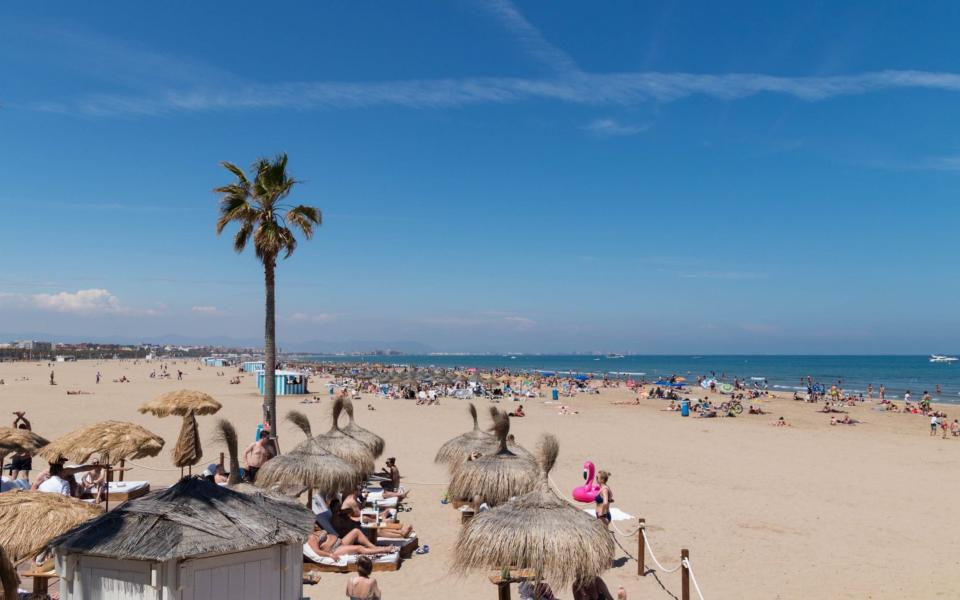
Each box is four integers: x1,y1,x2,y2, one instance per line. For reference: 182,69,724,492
930,354,959,363
606,353,625,359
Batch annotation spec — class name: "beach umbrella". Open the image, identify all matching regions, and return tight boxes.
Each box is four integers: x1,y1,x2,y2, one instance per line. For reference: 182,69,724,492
210,419,294,499
140,389,221,470
0,491,101,561
341,398,385,458
453,434,615,590
483,407,534,460
0,546,17,600
0,427,49,456
38,421,165,464
172,412,202,468
448,410,539,506
138,389,222,417
257,439,363,499
310,399,375,476
435,403,494,471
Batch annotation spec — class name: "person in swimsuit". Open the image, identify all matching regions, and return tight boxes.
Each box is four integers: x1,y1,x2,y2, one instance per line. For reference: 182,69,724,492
345,556,381,599
595,470,613,526
307,524,391,558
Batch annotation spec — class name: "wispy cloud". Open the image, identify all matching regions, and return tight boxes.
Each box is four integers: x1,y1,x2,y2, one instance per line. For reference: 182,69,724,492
0,288,159,316
480,0,580,75
582,118,650,137
191,305,221,315
677,271,766,280
286,312,341,324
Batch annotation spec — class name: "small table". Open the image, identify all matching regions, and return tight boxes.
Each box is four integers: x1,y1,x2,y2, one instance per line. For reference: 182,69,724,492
23,568,57,598
488,569,537,600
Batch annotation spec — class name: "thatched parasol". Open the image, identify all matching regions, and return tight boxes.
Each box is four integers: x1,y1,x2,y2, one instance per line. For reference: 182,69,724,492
453,434,615,589
311,399,375,475
210,419,292,499
0,491,101,561
448,410,538,506
256,439,362,498
38,421,165,464
484,407,533,460
172,412,202,468
434,403,493,471
140,390,221,469
0,427,49,458
0,546,16,600
341,398,385,458
138,389,222,417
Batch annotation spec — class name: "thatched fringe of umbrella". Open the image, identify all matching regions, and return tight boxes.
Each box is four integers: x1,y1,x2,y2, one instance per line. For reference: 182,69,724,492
172,412,202,468
286,410,313,438
0,546,17,600
0,491,101,561
447,410,538,506
37,421,165,464
312,399,374,476
342,398,385,458
453,434,615,590
0,427,49,455
138,390,222,418
212,419,242,486
276,411,366,497
435,404,493,471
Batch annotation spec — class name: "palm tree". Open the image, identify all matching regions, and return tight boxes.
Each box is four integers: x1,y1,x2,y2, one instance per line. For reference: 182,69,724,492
214,154,321,446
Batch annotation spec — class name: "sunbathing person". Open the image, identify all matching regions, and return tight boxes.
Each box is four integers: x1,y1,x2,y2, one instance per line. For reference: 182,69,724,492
79,459,108,503
509,405,525,417
748,405,766,415
307,524,392,558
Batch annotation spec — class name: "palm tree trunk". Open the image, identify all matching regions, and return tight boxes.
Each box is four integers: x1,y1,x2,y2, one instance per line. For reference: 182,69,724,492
264,256,278,448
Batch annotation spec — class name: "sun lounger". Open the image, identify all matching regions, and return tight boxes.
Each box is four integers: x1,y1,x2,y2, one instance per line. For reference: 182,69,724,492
376,532,419,558
75,479,151,502
302,544,400,573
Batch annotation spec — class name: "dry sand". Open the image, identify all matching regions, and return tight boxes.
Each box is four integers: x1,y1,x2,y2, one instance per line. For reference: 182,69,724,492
2,359,959,599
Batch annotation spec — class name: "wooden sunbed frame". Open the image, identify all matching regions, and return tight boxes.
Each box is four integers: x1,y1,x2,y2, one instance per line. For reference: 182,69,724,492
302,552,401,573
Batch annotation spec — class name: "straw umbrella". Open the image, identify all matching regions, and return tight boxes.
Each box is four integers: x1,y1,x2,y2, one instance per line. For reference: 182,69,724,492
139,389,222,473
299,401,374,476
0,491,101,561
266,411,365,502
454,434,615,591
0,546,16,600
341,398,385,458
38,421,165,465
0,427,49,456
435,403,493,471
448,410,539,506
210,418,290,499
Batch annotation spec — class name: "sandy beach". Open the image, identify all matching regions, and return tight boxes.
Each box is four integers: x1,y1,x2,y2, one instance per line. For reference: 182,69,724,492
3,358,960,599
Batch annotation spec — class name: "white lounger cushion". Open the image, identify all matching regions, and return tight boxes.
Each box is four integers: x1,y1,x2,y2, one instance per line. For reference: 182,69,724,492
303,544,399,566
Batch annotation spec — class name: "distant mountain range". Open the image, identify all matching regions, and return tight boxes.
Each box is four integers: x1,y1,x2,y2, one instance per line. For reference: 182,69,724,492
0,332,435,354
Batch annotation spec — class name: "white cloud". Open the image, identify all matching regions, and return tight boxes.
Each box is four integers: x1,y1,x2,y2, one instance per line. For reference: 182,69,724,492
677,271,766,280
480,0,579,75
503,315,536,330
583,118,650,137
191,305,221,315
11,288,158,316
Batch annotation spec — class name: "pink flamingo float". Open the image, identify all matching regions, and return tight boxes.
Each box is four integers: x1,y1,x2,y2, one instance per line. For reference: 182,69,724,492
572,460,601,503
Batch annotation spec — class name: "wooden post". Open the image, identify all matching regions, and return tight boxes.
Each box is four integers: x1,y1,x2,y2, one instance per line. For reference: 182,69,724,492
119,458,126,482
497,581,511,600
219,452,225,468
105,465,113,512
637,518,646,576
681,549,690,600
306,488,313,509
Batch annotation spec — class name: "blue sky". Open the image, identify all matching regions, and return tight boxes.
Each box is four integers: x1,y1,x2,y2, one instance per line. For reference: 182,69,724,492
1,1,960,353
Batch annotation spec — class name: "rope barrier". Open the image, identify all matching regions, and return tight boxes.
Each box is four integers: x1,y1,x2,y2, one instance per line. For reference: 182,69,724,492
642,529,683,573
683,557,706,600
124,461,182,472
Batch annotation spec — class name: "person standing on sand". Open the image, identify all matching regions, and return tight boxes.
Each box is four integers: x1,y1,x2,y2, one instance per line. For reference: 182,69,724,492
96,371,101,384
243,435,276,482
867,384,873,398
879,385,885,401
930,414,939,436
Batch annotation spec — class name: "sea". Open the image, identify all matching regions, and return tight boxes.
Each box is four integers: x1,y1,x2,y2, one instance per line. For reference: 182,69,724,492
299,354,960,402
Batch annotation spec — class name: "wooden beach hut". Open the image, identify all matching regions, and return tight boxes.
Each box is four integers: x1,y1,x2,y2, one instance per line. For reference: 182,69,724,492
50,477,314,600
241,360,265,373
256,370,308,395
202,357,231,368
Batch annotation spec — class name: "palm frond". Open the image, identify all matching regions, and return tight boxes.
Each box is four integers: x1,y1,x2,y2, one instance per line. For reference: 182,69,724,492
286,205,321,238
219,161,249,186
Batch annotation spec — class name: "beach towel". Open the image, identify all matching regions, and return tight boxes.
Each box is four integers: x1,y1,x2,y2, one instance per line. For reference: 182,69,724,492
582,507,634,522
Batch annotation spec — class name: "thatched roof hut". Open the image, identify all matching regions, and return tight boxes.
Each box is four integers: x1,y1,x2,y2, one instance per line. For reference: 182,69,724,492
0,427,49,456
341,398,385,458
454,434,615,589
50,477,313,600
37,421,164,464
138,390,222,417
447,410,538,506
434,404,493,471
0,491,101,561
311,399,374,475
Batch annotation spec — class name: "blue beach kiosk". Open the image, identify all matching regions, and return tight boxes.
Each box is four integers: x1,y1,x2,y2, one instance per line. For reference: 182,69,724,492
202,357,231,368
256,370,309,395
242,360,266,373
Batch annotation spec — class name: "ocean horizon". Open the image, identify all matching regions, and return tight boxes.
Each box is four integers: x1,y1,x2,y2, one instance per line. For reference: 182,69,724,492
297,354,960,402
